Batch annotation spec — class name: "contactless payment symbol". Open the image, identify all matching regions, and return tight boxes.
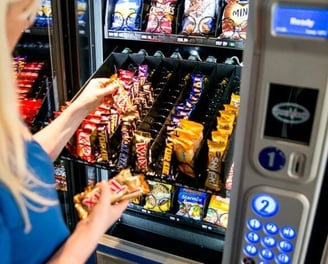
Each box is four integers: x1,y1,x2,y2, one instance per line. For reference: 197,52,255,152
259,147,286,171
251,194,279,218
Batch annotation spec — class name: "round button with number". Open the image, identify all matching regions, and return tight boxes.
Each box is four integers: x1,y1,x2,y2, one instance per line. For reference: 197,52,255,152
251,194,279,218
259,147,286,171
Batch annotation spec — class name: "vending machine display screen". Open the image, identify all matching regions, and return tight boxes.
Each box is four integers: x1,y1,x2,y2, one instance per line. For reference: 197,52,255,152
272,5,328,39
264,83,318,145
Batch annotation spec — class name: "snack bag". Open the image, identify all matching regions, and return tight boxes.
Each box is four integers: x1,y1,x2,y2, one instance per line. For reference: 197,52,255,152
144,180,173,212
145,0,178,33
35,0,52,26
230,92,241,108
54,160,67,192
219,0,249,40
77,0,87,27
172,120,204,178
111,0,143,31
203,195,230,228
225,161,234,197
181,0,218,35
176,187,207,221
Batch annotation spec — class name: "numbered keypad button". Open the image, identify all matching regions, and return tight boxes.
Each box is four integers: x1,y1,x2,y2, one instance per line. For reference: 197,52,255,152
264,222,279,235
259,248,274,261
278,240,294,253
280,226,297,240
244,244,258,257
262,236,276,248
246,231,260,244
259,147,286,171
276,253,291,264
247,218,262,231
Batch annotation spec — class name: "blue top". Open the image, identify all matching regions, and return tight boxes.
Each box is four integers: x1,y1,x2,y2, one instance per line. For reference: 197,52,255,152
0,140,70,263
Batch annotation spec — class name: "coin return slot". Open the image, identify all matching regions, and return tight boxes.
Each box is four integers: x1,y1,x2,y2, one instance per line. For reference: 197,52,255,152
289,152,306,178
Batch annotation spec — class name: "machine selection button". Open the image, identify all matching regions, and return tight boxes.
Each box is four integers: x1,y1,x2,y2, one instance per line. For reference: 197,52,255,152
264,222,279,235
251,194,279,217
262,236,276,248
276,253,291,264
246,231,260,244
244,244,258,257
260,248,274,261
247,218,262,231
280,226,297,240
259,147,286,171
278,240,294,253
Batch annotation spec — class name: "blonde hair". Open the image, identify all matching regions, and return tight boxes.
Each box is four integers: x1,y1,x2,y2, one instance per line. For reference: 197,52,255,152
1,0,58,233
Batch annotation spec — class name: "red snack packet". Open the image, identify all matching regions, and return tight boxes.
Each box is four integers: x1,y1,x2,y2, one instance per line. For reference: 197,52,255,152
145,0,178,34
16,71,39,80
76,128,94,163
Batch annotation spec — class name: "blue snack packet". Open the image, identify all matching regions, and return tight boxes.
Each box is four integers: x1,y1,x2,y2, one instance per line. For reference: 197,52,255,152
111,0,143,31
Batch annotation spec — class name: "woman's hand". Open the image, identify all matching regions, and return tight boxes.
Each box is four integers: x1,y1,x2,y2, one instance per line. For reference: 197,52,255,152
47,181,128,264
72,78,119,114
85,181,129,237
33,78,119,160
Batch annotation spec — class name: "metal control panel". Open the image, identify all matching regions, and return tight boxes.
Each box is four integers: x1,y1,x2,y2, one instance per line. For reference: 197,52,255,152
222,0,328,263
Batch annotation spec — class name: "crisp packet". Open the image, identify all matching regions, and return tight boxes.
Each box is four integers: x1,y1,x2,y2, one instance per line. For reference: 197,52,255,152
110,0,142,31
181,0,218,35
73,168,150,219
145,0,178,34
219,0,249,40
203,195,230,228
176,187,207,221
144,180,173,212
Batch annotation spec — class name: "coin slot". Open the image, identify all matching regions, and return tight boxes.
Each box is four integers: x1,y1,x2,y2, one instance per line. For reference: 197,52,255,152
289,152,306,178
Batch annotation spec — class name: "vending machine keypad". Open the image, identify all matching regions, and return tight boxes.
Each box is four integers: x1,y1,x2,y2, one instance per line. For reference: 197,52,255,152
244,218,296,263
240,189,308,264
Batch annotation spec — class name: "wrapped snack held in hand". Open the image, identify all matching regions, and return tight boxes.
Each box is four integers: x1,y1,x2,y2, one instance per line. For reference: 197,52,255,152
102,73,139,119
74,168,150,219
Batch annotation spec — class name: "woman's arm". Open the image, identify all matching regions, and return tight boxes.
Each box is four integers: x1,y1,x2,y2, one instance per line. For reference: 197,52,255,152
33,78,118,160
47,181,129,263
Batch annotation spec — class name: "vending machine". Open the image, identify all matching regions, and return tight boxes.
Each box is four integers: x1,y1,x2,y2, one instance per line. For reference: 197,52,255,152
222,0,328,263
46,0,328,263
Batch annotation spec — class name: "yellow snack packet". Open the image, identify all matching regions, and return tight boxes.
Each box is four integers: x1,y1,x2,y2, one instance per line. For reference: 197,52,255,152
173,136,197,177
230,93,240,108
224,104,239,118
219,110,235,126
217,117,233,136
217,127,231,138
173,136,195,164
179,119,204,135
174,127,202,150
211,130,229,146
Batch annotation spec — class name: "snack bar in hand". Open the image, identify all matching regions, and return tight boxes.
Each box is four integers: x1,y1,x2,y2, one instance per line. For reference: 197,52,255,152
73,168,150,219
